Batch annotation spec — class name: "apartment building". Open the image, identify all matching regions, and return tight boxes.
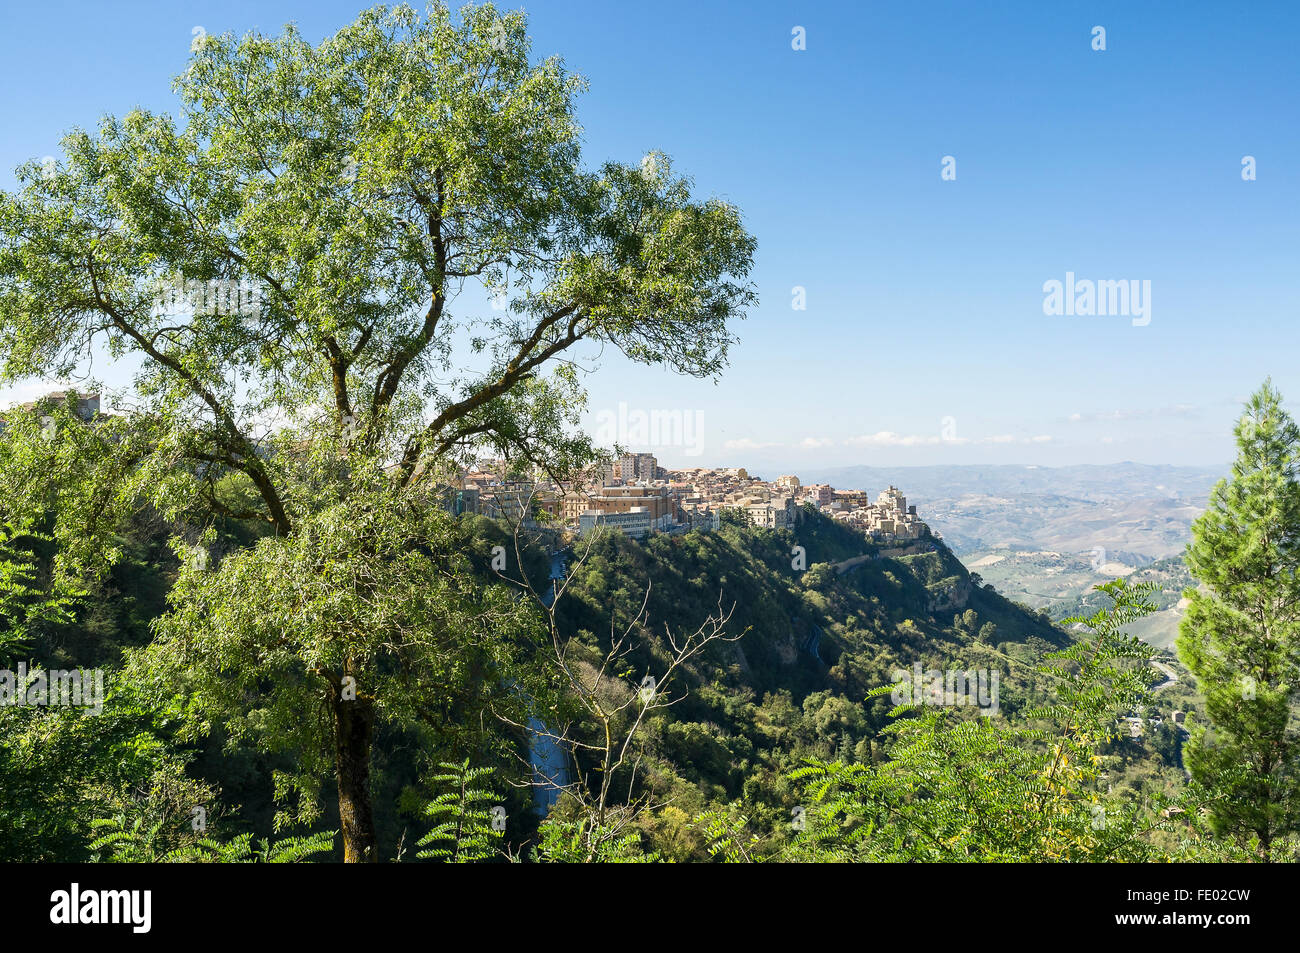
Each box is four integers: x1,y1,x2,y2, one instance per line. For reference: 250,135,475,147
578,505,672,539
743,494,799,529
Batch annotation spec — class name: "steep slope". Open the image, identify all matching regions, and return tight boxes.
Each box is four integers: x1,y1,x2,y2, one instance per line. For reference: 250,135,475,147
540,508,1074,855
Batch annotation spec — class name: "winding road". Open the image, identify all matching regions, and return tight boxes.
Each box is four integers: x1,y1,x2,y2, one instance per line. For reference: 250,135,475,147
1150,659,1179,692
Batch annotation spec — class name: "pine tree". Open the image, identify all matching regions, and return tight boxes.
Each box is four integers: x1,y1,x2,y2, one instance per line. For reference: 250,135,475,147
1178,380,1300,860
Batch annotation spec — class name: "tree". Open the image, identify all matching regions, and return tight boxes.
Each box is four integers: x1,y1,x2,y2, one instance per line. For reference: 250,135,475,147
0,2,755,862
128,491,547,862
788,581,1174,862
1178,381,1300,860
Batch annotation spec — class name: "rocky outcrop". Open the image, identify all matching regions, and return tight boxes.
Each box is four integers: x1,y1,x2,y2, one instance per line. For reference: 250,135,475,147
927,577,972,613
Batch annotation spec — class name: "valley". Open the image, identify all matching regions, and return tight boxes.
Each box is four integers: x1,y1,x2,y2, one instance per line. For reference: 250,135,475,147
799,463,1222,648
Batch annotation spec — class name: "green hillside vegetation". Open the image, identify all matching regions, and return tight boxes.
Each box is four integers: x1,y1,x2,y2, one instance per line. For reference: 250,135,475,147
1048,556,1192,622
532,509,1213,859
2,496,1200,862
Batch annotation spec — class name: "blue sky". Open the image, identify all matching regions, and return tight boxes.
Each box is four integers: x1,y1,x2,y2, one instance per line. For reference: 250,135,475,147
2,0,1297,471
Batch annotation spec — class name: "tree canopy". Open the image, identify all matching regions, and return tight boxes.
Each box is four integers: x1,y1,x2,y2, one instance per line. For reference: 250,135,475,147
0,1,756,552
0,1,757,863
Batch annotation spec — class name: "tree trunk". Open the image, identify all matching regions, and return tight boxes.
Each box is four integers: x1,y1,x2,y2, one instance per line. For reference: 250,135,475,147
331,691,378,863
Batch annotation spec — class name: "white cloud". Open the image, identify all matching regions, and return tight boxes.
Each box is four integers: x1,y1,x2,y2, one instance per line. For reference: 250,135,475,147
844,431,941,447
982,433,1054,444
799,436,835,448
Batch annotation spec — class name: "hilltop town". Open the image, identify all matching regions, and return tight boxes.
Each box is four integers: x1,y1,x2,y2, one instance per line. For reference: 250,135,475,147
455,450,934,542
1,391,932,544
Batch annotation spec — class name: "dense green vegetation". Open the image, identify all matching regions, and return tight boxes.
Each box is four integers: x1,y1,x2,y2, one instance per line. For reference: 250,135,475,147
0,493,1223,862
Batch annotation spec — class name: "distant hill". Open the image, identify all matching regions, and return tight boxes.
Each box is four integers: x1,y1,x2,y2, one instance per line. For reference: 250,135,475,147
797,462,1223,559
792,464,1222,648
799,463,1224,507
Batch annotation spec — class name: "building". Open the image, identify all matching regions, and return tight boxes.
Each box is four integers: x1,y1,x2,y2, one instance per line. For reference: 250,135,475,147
478,483,555,525
579,506,671,539
606,452,659,484
561,490,594,525
680,507,721,532
861,485,930,540
802,483,833,506
743,495,799,529
572,485,672,522
0,391,102,436
831,489,870,510
435,485,480,516
5,390,101,420
876,485,907,513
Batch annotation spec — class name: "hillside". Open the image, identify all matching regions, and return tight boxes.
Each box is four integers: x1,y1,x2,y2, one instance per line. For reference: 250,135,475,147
788,465,1217,652
530,508,1160,857
6,502,1192,863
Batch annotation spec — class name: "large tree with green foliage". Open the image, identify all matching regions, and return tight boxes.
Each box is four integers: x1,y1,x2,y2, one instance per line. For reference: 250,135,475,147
1178,381,1300,860
0,2,755,862
130,491,547,861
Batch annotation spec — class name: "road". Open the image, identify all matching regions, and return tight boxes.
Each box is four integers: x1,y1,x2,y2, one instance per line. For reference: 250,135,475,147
1151,659,1179,691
